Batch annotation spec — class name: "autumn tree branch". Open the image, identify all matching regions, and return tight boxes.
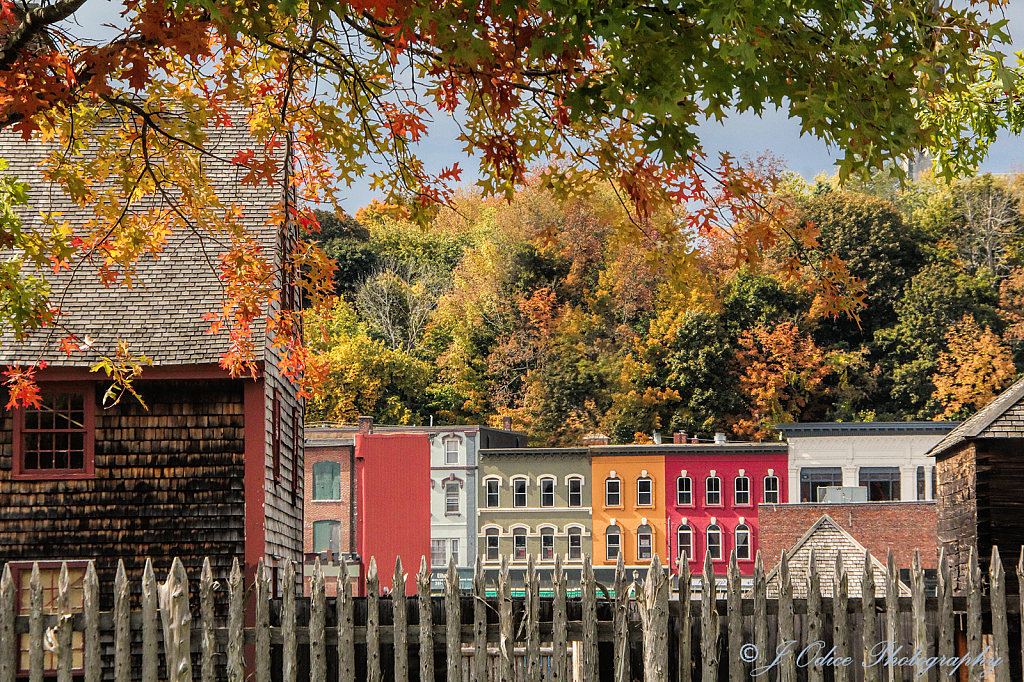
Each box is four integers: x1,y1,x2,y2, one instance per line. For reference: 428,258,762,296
0,0,88,69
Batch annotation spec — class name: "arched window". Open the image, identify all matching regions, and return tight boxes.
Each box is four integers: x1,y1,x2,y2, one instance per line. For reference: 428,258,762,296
312,461,341,500
676,476,692,506
637,524,653,560
567,477,584,507
637,477,653,506
606,525,621,560
677,524,693,563
485,528,500,561
513,528,528,560
706,524,722,561
763,475,780,504
735,525,751,560
512,477,528,507
706,476,721,506
605,478,621,507
540,477,556,507
568,527,583,560
540,527,555,560
734,475,750,505
485,478,500,508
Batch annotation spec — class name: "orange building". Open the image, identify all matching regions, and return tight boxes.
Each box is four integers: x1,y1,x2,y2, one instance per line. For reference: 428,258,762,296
590,447,667,581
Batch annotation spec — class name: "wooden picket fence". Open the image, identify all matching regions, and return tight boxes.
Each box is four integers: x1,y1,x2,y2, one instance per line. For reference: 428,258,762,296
0,544,1022,682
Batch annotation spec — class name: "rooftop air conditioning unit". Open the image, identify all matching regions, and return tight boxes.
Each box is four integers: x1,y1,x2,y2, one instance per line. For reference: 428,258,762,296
817,486,868,503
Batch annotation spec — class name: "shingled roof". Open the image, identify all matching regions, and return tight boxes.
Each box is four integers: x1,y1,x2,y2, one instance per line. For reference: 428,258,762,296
0,111,284,367
926,375,1024,459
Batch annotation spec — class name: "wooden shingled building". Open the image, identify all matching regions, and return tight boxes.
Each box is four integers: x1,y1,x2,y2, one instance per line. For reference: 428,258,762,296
928,375,1024,594
0,114,303,606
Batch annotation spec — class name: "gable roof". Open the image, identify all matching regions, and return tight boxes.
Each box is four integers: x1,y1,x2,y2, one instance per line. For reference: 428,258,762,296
926,375,1024,459
0,112,283,367
764,514,909,599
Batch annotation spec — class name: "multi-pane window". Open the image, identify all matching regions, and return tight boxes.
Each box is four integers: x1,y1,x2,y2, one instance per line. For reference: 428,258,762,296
706,476,721,506
541,528,555,560
445,439,459,465
446,483,460,514
917,466,926,501
931,467,937,500
677,525,693,563
17,391,91,476
312,461,341,500
734,476,750,505
449,539,459,565
431,539,447,566
486,479,500,507
313,520,340,554
568,478,583,507
763,476,780,504
568,528,582,560
606,478,621,507
540,478,555,507
486,529,500,561
707,525,722,561
859,467,901,501
637,477,653,506
801,467,843,502
676,476,692,505
735,525,751,560
513,529,528,560
637,524,653,560
606,526,621,560
16,564,86,672
513,479,527,507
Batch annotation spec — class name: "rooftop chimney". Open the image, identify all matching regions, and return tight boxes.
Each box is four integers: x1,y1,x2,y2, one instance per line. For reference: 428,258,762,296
652,430,662,445
714,432,727,445
502,416,512,431
690,438,699,444
357,416,374,435
673,431,687,444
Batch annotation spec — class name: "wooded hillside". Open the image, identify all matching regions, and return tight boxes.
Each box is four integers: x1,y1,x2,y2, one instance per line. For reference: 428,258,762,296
307,167,1024,445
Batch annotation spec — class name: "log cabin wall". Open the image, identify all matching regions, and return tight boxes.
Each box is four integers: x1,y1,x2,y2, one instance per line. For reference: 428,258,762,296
0,379,245,608
936,442,978,592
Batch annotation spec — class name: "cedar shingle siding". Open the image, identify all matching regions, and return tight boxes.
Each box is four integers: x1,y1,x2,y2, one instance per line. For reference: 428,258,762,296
0,380,245,607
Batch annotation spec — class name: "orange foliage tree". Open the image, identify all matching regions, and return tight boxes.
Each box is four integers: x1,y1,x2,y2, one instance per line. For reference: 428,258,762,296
932,315,1017,419
0,0,1017,405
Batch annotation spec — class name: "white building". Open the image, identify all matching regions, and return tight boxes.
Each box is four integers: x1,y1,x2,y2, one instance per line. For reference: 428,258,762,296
777,422,960,503
428,425,526,579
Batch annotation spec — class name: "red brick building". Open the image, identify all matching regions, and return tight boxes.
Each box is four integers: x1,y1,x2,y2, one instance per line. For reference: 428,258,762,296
758,501,938,571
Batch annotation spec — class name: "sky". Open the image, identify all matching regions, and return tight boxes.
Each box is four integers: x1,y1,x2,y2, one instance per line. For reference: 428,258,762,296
63,1,1024,215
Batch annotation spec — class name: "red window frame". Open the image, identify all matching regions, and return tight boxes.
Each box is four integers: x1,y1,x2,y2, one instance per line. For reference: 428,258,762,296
10,560,89,675
12,383,95,480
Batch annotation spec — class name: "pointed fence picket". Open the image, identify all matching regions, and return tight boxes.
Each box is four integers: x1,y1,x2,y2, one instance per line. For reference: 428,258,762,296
3,549,1024,681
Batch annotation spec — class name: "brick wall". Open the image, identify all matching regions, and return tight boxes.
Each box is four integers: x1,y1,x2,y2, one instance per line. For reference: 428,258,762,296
758,501,938,571
304,443,354,555
936,443,978,591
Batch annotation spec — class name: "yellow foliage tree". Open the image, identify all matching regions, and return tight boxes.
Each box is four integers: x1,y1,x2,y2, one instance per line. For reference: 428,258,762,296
932,315,1017,419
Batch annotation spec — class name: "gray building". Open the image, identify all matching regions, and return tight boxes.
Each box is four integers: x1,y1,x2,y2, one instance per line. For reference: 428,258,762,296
478,447,591,583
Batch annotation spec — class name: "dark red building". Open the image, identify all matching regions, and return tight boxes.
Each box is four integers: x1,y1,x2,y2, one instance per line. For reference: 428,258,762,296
356,432,431,595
